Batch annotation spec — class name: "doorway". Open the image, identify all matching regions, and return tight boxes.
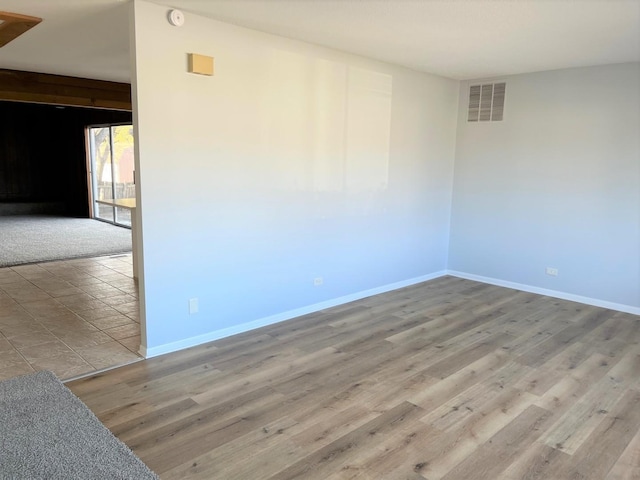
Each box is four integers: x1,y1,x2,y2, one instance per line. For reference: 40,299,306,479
0,107,142,382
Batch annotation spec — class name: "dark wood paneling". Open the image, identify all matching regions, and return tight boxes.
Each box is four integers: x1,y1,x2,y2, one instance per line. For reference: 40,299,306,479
0,101,132,217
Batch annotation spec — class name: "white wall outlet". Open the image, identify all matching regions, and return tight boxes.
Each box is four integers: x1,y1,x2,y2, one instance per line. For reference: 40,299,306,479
313,277,323,286
188,297,199,314
545,267,559,276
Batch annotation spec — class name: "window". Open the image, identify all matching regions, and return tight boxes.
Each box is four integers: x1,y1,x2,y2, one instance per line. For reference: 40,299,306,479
88,125,135,227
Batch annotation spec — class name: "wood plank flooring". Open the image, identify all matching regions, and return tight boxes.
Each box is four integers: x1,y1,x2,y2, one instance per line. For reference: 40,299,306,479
67,276,640,479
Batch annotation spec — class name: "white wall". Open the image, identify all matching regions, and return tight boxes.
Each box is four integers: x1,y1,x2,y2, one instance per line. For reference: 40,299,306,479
449,63,640,311
131,1,459,354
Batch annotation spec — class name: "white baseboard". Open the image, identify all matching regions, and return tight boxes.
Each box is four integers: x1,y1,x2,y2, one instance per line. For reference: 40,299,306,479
447,270,640,316
143,270,448,358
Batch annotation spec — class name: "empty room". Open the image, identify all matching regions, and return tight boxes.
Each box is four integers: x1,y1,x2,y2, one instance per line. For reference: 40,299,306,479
0,99,142,378
1,1,639,479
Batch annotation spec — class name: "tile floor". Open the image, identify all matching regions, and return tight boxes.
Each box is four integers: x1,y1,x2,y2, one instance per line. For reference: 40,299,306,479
0,253,141,381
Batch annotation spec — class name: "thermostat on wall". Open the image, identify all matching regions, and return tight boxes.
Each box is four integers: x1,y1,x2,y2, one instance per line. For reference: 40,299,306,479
168,9,185,27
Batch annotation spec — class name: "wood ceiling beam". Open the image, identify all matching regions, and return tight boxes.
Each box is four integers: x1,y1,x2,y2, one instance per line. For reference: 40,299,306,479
0,11,42,48
0,69,132,111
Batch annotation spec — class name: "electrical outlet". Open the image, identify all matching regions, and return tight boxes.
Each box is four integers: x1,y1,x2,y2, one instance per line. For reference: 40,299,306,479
313,277,323,286
189,297,199,314
545,267,559,276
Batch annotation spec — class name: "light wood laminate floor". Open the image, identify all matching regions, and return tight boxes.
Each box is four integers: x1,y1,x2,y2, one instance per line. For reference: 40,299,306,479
68,276,640,479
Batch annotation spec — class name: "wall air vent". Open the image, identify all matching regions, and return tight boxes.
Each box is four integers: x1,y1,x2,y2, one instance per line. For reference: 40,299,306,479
468,82,506,122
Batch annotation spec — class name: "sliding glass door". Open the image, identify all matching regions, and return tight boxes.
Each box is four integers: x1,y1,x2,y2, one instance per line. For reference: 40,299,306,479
88,125,135,227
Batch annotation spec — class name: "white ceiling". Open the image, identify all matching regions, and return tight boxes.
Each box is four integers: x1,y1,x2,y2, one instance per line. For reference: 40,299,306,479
0,0,638,83
0,1,131,82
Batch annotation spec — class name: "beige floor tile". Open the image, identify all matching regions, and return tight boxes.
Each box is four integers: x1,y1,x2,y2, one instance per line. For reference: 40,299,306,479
0,362,35,381
0,302,21,314
0,348,30,368
111,269,132,278
20,299,72,319
99,269,131,278
76,266,112,276
54,330,113,349
75,341,140,370
30,278,73,288
0,302,22,315
119,335,141,353
67,276,104,287
0,280,35,292
0,291,16,301
0,295,30,308
87,314,137,330
55,292,98,307
38,262,72,271
12,291,54,304
32,280,74,291
37,313,96,331
0,254,140,381
77,306,121,322
0,336,17,352
104,323,140,340
0,271,23,285
7,331,60,349
107,278,136,288
0,308,33,323
114,301,139,315
115,286,138,296
46,286,85,297
33,278,83,297
29,351,95,380
79,284,123,298
14,272,56,282
101,294,137,306
66,300,111,314
0,320,49,338
18,339,77,363
10,265,52,279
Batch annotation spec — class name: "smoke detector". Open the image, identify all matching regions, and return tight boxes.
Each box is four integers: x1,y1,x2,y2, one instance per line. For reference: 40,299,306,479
168,9,185,27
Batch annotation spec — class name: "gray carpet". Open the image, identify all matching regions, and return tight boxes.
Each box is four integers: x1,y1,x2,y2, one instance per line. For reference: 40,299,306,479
0,370,158,480
0,216,132,267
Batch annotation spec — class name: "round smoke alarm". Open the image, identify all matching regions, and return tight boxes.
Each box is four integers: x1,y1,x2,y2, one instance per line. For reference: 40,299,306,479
168,9,185,27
